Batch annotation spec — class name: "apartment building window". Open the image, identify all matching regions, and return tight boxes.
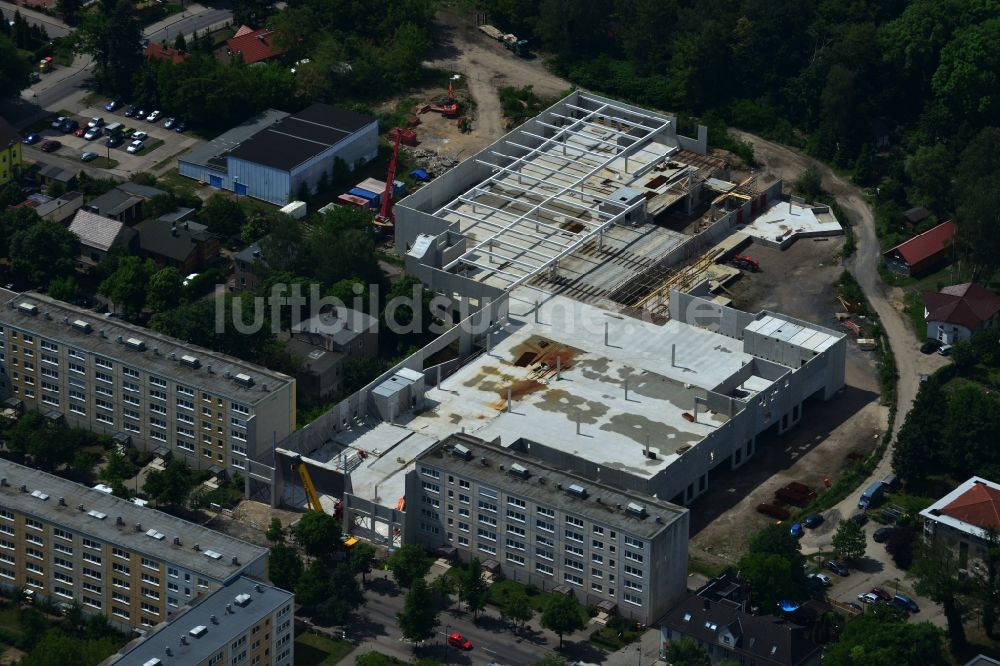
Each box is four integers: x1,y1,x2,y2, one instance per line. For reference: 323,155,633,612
507,524,526,537
53,571,72,585
123,381,139,393
83,567,101,580
624,579,643,592
54,586,73,599
564,573,583,586
176,385,194,397
536,562,553,576
140,602,159,616
459,479,470,490
141,558,159,571
566,544,583,557
41,353,58,366
535,547,554,561
122,393,140,407
232,402,250,415
506,552,525,566
40,340,58,352
477,527,496,542
95,371,113,384
26,562,43,575
422,481,440,494
537,535,554,547
177,398,194,411
592,553,604,565
94,357,113,370
26,576,43,588
177,439,194,452
26,547,43,559
507,509,526,523
150,389,167,401
478,514,496,527
112,607,130,620
623,535,644,549
96,413,114,426
54,557,73,570
53,542,72,556
150,429,166,442
68,349,85,360
177,413,194,426
457,521,469,533
625,550,644,564
477,543,496,556
420,466,440,479
0,510,12,522
592,567,603,579
123,366,139,379
69,404,86,416
479,485,498,500
53,527,71,540
565,529,584,543
113,547,130,560
95,385,114,398
150,376,167,388
142,587,160,600
82,552,102,565
68,362,85,375
112,577,130,590
564,558,583,571
25,518,42,531
505,538,525,551
231,429,247,442
536,518,554,532
1,524,16,536
624,564,643,578
40,367,58,379
624,593,641,606
566,516,584,528
477,500,497,513
508,496,526,509
458,493,470,504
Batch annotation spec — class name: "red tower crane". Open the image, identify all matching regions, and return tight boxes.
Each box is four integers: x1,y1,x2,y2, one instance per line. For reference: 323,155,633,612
374,130,401,230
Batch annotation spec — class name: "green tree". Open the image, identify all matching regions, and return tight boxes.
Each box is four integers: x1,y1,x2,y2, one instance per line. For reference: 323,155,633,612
143,458,196,507
0,34,31,98
912,541,972,651
57,0,82,24
500,589,534,632
892,380,945,487
200,194,247,237
793,164,822,199
47,275,81,303
315,562,364,624
9,218,79,286
540,594,585,648
458,558,489,619
266,517,285,544
666,637,711,666
268,544,303,592
351,541,377,584
824,606,945,666
18,630,120,666
173,32,187,52
5,411,78,470
291,511,342,561
146,266,183,312
377,22,431,90
397,578,438,643
100,450,137,482
832,519,867,561
387,544,432,588
98,256,155,318
736,552,803,613
71,450,99,476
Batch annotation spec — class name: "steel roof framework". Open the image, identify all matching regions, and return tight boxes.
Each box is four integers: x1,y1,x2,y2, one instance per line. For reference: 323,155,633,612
435,95,673,289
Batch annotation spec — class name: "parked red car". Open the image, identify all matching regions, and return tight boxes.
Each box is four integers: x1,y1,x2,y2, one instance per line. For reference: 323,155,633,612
871,587,892,602
74,127,87,137
447,633,472,650
40,140,61,152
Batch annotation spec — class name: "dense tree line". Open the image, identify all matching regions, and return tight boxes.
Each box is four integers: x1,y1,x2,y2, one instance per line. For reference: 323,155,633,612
482,0,1000,275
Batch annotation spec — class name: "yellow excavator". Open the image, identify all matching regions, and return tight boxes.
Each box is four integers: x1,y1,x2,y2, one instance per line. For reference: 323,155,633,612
292,456,356,548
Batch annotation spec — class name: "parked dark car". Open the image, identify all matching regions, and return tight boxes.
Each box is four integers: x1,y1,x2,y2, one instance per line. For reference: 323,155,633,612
850,512,869,527
40,140,61,152
803,513,824,528
124,104,139,117
826,560,850,576
889,597,911,614
871,587,892,601
894,594,919,613
920,340,942,354
873,526,893,543
105,99,122,111
59,118,79,133
106,135,124,148
174,120,188,133
22,133,41,145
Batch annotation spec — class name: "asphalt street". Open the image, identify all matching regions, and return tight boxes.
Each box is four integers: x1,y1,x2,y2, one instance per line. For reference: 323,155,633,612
142,4,233,44
0,0,70,37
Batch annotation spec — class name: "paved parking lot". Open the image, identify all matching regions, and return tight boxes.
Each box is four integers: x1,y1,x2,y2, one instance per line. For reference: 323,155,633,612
31,103,203,178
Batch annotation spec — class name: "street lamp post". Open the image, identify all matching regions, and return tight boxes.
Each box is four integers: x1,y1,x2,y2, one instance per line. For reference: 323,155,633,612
443,623,450,664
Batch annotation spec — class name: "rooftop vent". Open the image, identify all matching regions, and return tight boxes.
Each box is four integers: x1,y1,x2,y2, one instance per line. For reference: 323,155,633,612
116,517,124,526
234,373,254,388
189,625,208,638
19,485,27,493
204,549,222,560
29,490,49,501
78,503,85,511
135,523,143,532
480,457,489,466
88,510,107,520
146,528,165,540
452,444,473,460
225,603,232,614
254,584,262,593
210,614,218,624
625,502,648,519
170,353,177,361
125,337,147,351
566,484,588,499
17,302,38,316
71,319,92,333
193,543,200,551
232,556,240,566
180,354,201,369
58,497,66,506
508,463,530,480
115,335,123,343
173,537,181,546
144,659,162,666
233,593,251,607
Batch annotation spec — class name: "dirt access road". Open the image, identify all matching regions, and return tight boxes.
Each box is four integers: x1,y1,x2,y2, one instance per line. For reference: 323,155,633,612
424,10,570,152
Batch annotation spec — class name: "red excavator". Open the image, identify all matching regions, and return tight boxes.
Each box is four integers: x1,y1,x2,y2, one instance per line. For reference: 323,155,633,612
428,80,459,116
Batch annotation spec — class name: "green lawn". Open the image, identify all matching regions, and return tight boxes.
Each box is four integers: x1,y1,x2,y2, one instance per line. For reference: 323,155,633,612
89,157,119,169
487,579,591,624
294,631,354,666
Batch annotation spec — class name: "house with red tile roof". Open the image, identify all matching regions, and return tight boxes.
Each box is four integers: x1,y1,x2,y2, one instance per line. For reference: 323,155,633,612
921,477,1000,571
883,219,957,276
145,42,187,64
223,26,287,64
923,283,1000,344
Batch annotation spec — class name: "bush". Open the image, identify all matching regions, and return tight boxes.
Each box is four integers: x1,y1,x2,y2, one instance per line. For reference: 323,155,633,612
795,165,823,200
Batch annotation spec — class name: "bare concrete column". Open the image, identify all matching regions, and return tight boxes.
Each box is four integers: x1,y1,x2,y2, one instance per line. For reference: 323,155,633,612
507,388,512,413
604,321,609,346
671,344,676,367
436,364,442,388
556,355,561,380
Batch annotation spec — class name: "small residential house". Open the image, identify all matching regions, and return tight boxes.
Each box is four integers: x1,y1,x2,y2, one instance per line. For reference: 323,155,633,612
0,117,22,186
883,219,958,277
223,26,288,64
922,283,1000,344
921,477,1000,575
34,191,84,223
288,308,379,403
902,206,931,230
137,216,220,273
232,241,265,292
26,161,76,191
661,572,822,666
68,209,138,270
145,42,187,64
85,182,168,224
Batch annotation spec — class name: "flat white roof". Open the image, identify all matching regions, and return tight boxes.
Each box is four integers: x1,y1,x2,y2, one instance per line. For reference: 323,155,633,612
744,314,840,353
741,200,842,245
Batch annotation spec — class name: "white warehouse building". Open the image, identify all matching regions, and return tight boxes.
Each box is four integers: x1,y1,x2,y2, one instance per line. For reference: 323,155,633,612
178,104,378,206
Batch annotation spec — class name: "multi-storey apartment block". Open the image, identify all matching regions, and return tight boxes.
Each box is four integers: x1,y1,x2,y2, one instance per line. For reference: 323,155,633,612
0,293,295,477
407,435,689,625
0,460,269,631
106,577,294,666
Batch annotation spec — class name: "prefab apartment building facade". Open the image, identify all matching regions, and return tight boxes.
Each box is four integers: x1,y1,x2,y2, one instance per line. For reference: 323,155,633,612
407,435,690,625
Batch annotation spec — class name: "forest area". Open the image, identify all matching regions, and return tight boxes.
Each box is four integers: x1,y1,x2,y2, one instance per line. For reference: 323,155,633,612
481,0,1000,278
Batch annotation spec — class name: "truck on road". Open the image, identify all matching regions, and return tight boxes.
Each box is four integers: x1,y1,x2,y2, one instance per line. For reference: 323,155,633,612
477,23,529,56
478,24,504,40
858,480,886,510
